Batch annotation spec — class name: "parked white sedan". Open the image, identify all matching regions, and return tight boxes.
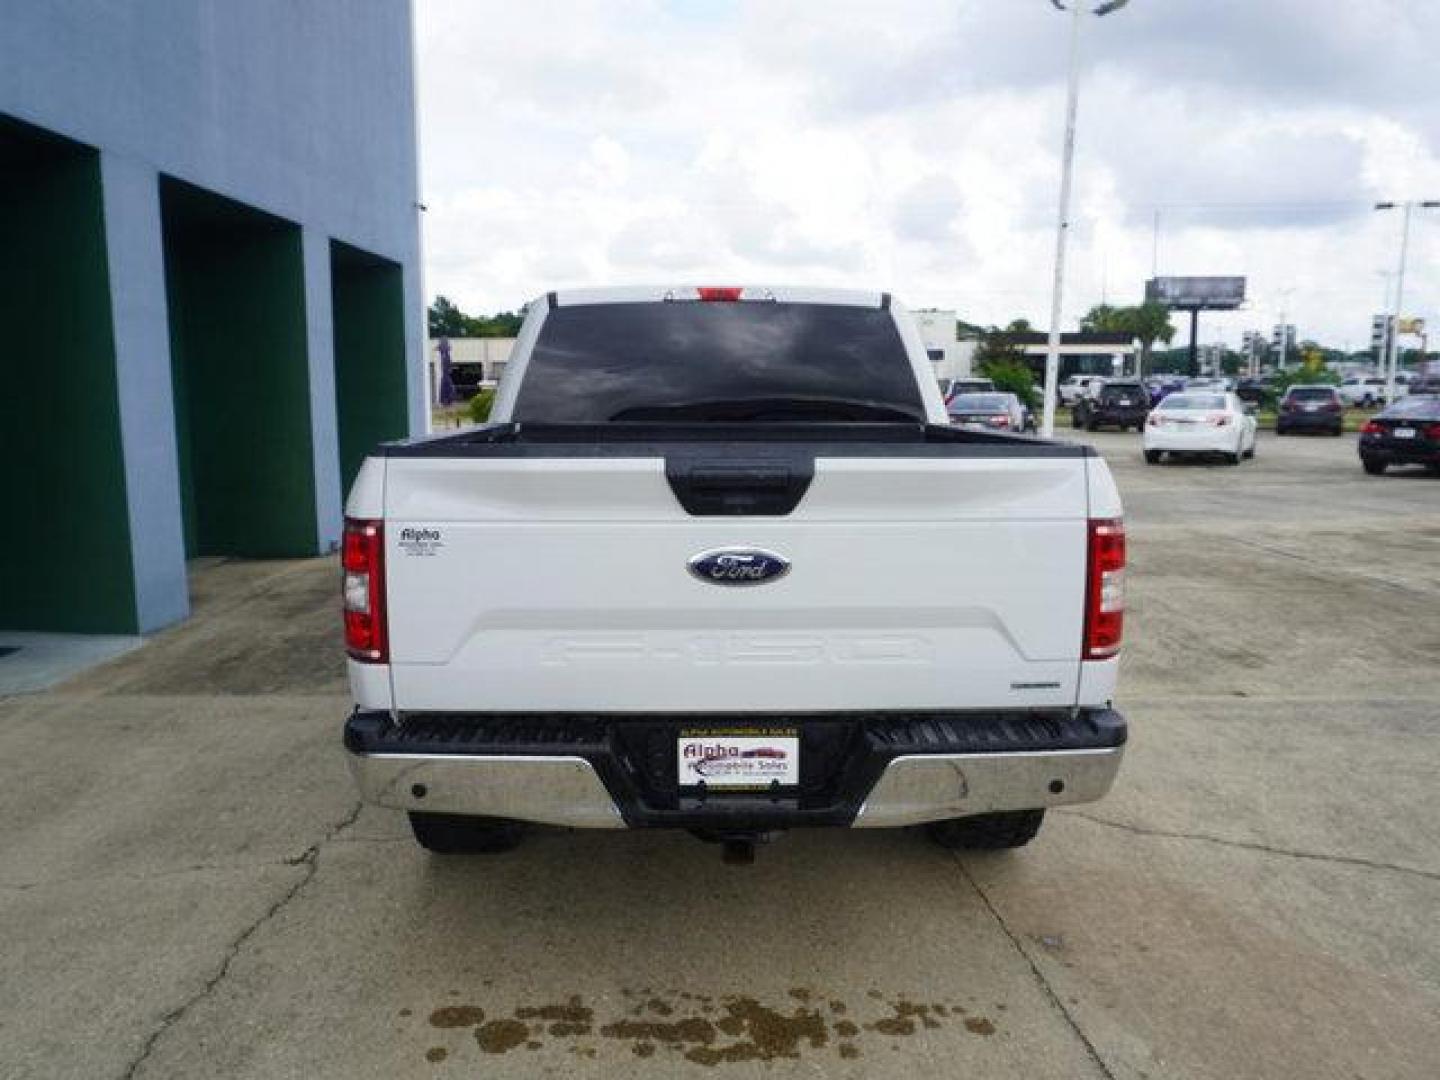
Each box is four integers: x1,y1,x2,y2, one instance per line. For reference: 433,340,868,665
1143,391,1258,465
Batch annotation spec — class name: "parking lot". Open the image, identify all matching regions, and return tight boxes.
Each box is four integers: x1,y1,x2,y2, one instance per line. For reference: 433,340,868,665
2,430,1437,1080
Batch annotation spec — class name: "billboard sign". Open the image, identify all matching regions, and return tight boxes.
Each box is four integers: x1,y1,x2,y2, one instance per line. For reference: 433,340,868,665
1145,276,1246,310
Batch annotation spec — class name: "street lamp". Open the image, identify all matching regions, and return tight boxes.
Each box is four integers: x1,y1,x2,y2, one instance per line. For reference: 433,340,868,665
1374,200,1439,404
1040,0,1132,437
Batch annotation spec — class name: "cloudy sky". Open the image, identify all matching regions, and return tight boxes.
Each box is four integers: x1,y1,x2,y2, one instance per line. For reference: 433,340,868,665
415,0,1440,349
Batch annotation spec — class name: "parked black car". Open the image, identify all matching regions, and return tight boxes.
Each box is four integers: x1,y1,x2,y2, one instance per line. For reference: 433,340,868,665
1073,380,1149,431
1276,385,1343,436
1236,377,1271,406
1408,375,1440,396
1359,396,1440,474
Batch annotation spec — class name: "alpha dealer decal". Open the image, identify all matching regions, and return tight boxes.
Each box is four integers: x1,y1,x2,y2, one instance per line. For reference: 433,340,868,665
397,526,444,557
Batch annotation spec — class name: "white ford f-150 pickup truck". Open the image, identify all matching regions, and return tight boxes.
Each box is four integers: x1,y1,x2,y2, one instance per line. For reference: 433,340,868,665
342,286,1126,860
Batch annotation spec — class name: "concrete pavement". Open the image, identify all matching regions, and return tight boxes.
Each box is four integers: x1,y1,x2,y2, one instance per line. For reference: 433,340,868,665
1,430,1436,1079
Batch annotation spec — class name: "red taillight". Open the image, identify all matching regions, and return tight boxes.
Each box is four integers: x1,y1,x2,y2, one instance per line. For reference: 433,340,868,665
342,518,387,663
697,286,743,302
1084,518,1125,661
988,415,1010,428
1427,423,1440,440
1361,420,1384,435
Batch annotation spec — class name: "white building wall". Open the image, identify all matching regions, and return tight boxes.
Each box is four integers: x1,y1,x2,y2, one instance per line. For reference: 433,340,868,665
912,309,976,383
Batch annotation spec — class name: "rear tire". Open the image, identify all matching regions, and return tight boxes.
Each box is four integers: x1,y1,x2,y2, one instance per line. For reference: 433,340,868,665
1144,450,1162,464
1361,457,1387,476
927,810,1045,850
1225,450,1242,466
409,813,524,854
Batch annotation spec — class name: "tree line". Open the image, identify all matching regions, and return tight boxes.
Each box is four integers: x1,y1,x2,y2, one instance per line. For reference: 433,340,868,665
428,296,525,339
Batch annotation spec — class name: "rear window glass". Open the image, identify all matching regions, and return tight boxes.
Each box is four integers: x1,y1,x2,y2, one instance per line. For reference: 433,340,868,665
1384,397,1440,419
1159,394,1225,411
1287,387,1337,401
1099,385,1143,400
512,301,925,423
949,394,1009,411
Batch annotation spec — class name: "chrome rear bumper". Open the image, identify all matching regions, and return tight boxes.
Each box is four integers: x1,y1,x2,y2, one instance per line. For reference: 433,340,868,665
853,747,1123,827
346,743,1124,830
348,753,625,828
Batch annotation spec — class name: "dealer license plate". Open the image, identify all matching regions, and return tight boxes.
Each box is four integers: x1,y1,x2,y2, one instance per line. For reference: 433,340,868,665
678,729,800,789
1394,427,1417,439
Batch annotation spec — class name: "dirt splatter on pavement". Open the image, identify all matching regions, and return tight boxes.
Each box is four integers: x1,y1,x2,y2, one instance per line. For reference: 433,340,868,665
411,988,1000,1065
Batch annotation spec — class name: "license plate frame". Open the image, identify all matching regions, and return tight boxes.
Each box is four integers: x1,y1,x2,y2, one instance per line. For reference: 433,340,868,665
677,728,800,790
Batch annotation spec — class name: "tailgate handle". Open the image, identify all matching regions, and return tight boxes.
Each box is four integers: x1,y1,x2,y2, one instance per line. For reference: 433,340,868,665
665,459,813,516
690,466,789,490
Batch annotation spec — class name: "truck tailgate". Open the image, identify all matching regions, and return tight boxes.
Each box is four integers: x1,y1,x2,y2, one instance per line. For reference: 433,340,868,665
382,450,1090,713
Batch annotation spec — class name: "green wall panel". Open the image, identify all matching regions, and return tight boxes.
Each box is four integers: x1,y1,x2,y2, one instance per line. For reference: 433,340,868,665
331,242,408,494
0,122,138,632
161,181,318,557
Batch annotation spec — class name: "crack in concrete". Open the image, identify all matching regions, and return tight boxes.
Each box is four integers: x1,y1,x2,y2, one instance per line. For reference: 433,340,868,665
0,856,299,894
116,800,362,1080
952,853,1118,1080
1064,811,1440,883
0,808,369,893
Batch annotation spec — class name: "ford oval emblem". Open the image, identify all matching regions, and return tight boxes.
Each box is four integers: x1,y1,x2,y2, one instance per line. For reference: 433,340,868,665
688,547,791,587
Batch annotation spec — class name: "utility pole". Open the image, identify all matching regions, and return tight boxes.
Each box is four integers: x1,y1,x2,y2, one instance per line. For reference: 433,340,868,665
1386,201,1411,405
1042,3,1128,434
1041,1,1084,438
1375,200,1439,404
1040,0,1131,437
1151,208,1160,278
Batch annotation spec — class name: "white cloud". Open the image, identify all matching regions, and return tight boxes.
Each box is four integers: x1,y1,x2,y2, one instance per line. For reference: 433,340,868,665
416,0,1440,348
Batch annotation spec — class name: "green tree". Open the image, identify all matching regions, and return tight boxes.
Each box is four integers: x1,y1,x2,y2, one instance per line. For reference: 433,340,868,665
1270,346,1338,399
1079,304,1128,334
429,297,527,339
464,309,526,337
1081,302,1174,375
1129,302,1177,375
466,387,496,423
428,295,467,338
974,320,1039,410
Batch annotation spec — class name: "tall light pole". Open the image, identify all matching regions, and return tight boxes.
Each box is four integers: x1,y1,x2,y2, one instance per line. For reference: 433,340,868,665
1374,200,1439,404
1041,0,1131,437
1273,287,1293,373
